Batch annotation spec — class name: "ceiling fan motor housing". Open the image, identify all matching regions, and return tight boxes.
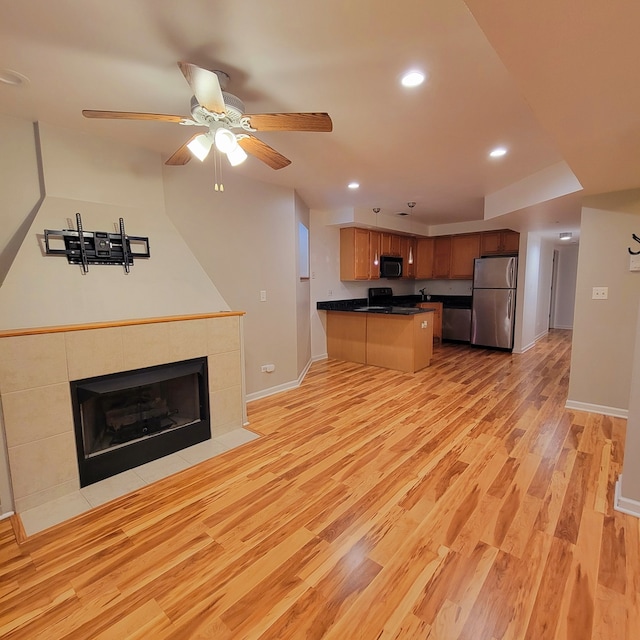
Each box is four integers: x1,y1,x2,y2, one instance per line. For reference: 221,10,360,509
189,93,245,127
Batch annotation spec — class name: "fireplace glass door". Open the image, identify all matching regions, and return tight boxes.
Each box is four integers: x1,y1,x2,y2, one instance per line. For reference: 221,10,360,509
71,357,210,486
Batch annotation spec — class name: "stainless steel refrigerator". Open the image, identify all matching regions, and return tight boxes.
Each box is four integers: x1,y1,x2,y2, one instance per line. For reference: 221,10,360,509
471,256,517,350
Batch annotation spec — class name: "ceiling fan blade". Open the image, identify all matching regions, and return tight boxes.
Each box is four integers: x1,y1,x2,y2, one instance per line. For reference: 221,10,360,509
177,62,226,114
82,110,187,123
237,135,291,170
245,113,333,132
164,134,203,166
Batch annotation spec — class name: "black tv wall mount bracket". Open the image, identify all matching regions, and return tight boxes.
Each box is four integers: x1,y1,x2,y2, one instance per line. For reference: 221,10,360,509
44,213,150,274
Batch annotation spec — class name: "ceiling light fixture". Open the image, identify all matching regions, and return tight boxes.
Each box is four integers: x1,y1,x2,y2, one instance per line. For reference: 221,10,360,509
187,133,213,161
373,208,380,266
489,147,508,158
559,232,572,241
407,202,416,264
348,182,360,189
401,70,426,88
187,125,247,167
0,68,29,86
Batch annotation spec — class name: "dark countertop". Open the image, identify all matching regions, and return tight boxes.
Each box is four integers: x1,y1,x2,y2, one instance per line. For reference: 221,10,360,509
317,294,472,312
317,298,432,315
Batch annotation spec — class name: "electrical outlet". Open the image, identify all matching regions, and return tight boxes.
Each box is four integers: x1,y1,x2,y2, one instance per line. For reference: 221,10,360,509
260,290,267,302
261,364,275,373
592,287,608,300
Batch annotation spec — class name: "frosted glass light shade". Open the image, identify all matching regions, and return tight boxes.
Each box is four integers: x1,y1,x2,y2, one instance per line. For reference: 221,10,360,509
214,127,237,153
187,134,212,161
227,145,248,166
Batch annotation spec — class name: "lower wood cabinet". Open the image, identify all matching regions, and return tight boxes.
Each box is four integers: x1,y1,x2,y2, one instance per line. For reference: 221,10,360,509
327,311,433,373
417,302,442,341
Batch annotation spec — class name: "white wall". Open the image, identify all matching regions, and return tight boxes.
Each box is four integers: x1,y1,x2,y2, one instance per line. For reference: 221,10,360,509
295,192,311,377
568,201,640,414
162,159,301,398
513,233,540,352
536,239,555,337
0,116,41,285
552,243,579,329
619,298,640,509
0,120,229,330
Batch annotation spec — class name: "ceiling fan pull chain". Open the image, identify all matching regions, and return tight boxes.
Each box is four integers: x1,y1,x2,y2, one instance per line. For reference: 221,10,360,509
219,149,224,191
214,148,219,191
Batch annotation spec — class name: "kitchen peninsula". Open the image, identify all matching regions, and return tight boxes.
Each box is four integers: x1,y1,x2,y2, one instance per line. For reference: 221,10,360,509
317,300,434,373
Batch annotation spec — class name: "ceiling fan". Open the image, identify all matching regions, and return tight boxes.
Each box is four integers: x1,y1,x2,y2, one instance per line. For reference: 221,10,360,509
82,62,332,170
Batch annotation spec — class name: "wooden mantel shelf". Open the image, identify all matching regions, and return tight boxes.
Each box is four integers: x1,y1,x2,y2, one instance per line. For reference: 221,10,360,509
0,311,246,339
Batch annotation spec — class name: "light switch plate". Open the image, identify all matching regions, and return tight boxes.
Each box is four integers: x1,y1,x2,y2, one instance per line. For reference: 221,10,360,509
630,254,640,272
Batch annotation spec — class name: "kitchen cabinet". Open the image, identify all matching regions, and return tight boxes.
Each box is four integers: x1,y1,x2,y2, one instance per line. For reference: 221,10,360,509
340,227,371,280
450,233,481,279
433,236,452,278
415,237,434,279
400,236,416,279
481,229,520,255
326,311,367,363
327,310,433,373
381,232,402,256
418,301,442,342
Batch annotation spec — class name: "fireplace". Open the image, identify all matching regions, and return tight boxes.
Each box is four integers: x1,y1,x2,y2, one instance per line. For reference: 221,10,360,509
70,357,210,487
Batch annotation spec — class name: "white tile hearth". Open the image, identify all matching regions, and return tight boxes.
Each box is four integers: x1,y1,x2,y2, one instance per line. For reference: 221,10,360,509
18,428,260,537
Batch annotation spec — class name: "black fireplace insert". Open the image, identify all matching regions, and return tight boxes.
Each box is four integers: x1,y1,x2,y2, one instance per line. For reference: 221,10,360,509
70,357,210,486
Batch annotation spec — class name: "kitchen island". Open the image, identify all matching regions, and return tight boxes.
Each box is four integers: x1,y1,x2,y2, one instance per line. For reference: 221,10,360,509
322,306,434,373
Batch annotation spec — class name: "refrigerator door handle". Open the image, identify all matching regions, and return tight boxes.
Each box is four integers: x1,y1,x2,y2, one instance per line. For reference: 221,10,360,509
508,290,513,320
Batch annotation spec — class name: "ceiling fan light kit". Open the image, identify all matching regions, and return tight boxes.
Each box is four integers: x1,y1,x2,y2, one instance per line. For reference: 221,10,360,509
82,61,333,184
187,132,213,161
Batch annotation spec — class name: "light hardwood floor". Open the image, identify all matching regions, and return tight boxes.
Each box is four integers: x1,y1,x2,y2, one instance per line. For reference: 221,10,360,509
1,330,638,639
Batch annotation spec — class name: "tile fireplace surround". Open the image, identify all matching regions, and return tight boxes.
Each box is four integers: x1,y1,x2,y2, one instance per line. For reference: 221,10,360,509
0,312,245,515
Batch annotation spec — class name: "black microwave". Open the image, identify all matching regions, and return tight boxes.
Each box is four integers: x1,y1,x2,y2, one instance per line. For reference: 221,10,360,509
380,255,403,278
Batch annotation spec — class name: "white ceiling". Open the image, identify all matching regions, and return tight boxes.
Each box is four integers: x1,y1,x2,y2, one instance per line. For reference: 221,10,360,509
1,0,639,240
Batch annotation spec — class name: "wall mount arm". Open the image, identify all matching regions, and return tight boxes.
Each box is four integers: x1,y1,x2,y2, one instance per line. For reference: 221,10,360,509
44,213,150,273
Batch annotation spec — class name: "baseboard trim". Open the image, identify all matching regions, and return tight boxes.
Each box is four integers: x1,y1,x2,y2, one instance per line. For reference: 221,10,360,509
564,400,628,419
246,358,315,403
615,476,640,518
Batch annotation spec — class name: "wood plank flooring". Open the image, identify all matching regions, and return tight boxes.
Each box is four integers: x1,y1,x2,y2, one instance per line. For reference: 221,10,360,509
1,330,638,639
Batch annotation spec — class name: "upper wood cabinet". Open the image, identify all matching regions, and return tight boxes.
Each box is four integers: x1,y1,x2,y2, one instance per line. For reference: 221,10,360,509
432,236,452,278
415,237,434,279
381,232,402,256
400,236,416,279
481,229,520,255
340,227,371,280
340,227,515,282
450,233,481,279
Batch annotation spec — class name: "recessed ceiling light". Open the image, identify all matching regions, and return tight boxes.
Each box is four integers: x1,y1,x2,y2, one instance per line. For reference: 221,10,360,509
0,69,30,86
348,182,360,189
489,147,508,158
559,232,572,241
401,70,426,88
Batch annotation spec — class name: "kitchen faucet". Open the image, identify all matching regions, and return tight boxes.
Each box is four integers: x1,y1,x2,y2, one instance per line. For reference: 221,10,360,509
419,287,428,301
